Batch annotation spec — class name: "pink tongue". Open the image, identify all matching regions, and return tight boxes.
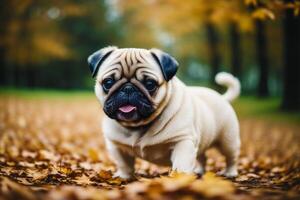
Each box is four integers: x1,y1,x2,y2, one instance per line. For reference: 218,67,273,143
119,105,136,113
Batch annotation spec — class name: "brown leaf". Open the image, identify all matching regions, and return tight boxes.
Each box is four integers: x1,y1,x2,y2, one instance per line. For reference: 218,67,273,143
74,174,93,186
98,170,112,180
39,150,59,161
0,177,37,200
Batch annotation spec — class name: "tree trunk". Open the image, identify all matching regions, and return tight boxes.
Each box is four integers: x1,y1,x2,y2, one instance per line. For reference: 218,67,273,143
0,0,9,86
229,22,242,79
206,23,221,83
281,1,300,110
0,42,6,86
256,20,270,97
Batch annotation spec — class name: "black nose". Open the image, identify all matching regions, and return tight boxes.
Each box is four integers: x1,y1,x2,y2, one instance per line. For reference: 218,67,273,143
122,83,135,93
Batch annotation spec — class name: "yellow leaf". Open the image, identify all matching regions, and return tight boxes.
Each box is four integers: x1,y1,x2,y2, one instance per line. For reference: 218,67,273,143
107,177,124,185
62,4,87,16
294,7,300,16
161,172,196,191
245,0,257,6
58,167,71,175
238,16,255,33
33,35,71,59
88,148,99,162
190,172,235,198
252,8,275,20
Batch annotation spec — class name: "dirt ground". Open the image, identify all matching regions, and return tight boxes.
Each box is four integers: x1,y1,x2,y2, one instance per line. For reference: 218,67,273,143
0,96,299,200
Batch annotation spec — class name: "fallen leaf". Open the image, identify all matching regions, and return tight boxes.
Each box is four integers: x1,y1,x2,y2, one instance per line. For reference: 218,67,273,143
190,172,235,198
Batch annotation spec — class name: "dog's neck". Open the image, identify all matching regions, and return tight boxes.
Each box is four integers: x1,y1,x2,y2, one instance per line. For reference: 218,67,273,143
144,77,185,136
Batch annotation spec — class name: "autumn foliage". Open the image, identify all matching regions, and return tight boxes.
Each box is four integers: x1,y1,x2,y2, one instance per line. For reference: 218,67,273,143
0,96,299,199
1,0,300,199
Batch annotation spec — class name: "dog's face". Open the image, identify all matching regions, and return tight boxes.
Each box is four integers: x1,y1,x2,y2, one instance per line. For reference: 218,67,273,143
88,47,178,127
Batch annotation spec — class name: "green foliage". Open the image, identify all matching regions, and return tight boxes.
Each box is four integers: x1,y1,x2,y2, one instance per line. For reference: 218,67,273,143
233,97,300,123
0,87,94,99
0,0,123,88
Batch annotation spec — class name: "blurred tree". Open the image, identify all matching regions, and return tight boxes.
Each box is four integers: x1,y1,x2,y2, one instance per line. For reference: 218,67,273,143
0,0,11,85
229,22,242,79
206,23,221,83
1,0,299,111
282,0,300,110
247,1,275,97
56,0,121,88
114,0,159,48
247,0,300,108
1,0,72,87
255,19,270,97
0,0,121,89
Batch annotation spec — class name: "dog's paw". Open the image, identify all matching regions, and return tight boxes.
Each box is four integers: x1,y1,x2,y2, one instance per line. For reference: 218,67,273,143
193,164,205,175
113,170,134,180
217,168,238,178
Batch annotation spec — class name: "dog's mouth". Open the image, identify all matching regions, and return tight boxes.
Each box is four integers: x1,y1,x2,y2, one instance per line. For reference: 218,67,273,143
118,105,136,113
103,83,154,122
117,104,139,121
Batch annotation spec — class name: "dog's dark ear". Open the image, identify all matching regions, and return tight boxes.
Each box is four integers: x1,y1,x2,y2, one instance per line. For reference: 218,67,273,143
87,46,118,77
150,49,178,81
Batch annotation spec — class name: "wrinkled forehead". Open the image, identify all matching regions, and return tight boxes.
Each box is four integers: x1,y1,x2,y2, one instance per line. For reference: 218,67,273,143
97,48,163,81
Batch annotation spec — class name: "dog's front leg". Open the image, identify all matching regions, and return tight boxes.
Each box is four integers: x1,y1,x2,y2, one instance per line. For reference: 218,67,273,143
105,139,135,179
171,139,197,173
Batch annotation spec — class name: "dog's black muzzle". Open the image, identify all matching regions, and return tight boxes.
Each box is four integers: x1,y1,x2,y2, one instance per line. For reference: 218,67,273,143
103,83,154,121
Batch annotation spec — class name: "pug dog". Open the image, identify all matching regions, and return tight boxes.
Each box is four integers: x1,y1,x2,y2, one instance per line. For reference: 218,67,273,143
88,46,241,179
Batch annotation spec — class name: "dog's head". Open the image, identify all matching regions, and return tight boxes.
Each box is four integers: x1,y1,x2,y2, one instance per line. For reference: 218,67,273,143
88,46,178,127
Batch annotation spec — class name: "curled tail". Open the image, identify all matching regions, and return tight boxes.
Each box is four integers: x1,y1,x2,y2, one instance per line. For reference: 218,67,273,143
215,72,241,102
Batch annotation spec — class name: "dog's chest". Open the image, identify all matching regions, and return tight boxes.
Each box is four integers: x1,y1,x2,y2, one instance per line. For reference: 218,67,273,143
113,141,173,166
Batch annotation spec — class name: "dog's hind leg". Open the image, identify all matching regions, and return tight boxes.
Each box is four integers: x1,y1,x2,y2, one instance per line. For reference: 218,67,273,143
217,121,240,178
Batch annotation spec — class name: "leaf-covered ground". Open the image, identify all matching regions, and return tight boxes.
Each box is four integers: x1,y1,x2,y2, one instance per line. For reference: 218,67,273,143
0,95,299,200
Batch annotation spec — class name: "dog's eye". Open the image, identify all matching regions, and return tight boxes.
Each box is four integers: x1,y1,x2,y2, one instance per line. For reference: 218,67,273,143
102,78,115,92
144,79,157,92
